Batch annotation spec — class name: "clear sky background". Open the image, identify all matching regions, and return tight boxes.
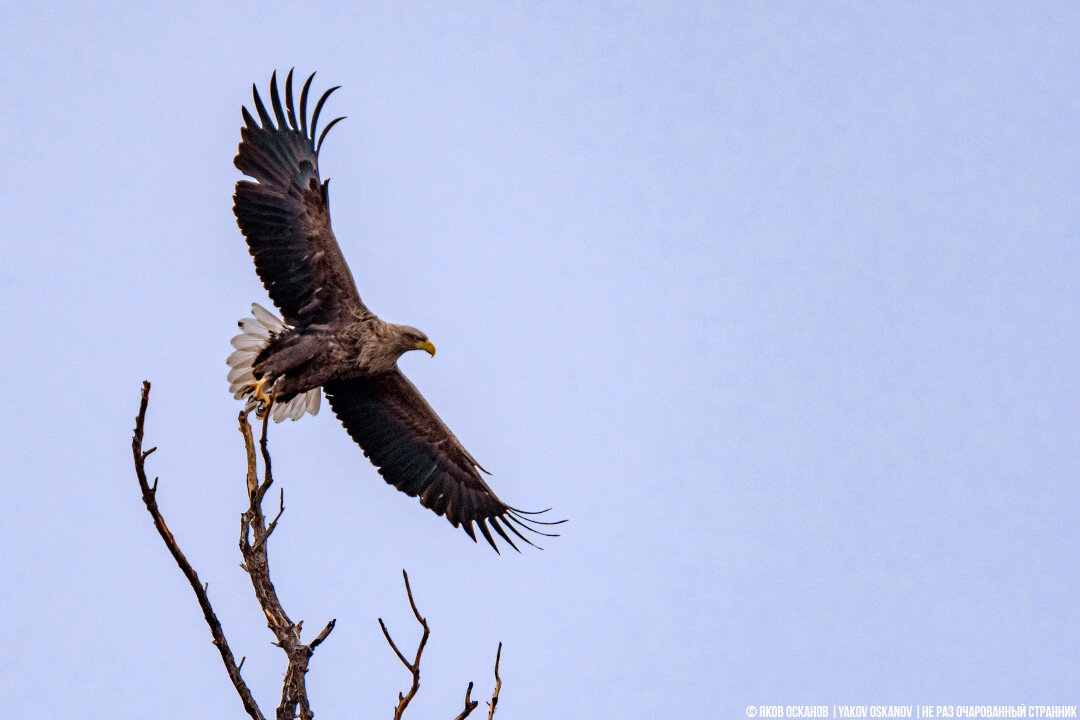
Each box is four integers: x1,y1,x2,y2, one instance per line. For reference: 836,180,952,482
2,2,1079,718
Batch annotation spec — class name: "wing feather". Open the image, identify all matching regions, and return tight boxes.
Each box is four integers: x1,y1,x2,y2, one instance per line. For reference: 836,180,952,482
233,71,368,326
324,371,560,552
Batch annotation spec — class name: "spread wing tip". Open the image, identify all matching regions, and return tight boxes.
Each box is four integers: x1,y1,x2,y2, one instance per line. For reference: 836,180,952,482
238,70,344,152
509,507,567,531
459,507,565,553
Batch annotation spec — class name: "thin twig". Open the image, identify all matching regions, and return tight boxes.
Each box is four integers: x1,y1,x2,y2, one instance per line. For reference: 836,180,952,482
252,489,285,552
132,382,266,720
378,618,412,670
310,619,337,651
381,570,431,720
402,570,424,625
487,643,502,720
453,682,479,720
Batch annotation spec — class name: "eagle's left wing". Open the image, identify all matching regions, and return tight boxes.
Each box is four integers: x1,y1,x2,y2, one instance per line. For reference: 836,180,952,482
324,371,561,552
233,71,369,327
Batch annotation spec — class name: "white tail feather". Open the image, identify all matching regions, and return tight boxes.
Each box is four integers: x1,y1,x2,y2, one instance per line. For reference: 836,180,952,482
238,317,271,339
227,348,258,367
269,390,319,423
231,334,264,350
227,365,254,384
271,402,286,422
227,303,321,422
251,303,286,331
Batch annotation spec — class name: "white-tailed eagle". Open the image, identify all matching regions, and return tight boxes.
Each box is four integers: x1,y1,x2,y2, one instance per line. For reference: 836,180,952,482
226,71,561,552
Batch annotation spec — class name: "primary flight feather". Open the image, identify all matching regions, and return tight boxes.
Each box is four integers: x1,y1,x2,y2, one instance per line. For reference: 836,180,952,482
227,70,561,552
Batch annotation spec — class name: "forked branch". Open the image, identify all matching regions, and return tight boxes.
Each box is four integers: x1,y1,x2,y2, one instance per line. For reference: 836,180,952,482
379,570,504,719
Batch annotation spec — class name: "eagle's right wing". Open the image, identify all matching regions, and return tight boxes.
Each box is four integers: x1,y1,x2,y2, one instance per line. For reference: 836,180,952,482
233,70,369,327
324,370,563,552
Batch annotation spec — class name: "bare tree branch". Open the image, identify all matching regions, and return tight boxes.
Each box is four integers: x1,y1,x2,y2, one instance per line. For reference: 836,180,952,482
134,381,510,720
133,382,335,720
237,410,335,720
379,571,504,720
453,682,479,720
132,381,266,720
379,570,430,720
487,643,502,720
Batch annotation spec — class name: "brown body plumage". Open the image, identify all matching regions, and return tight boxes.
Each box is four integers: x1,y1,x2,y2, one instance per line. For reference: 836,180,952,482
251,319,430,399
225,71,561,552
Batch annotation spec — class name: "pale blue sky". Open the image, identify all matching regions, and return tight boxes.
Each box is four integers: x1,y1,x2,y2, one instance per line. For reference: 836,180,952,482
2,2,1079,717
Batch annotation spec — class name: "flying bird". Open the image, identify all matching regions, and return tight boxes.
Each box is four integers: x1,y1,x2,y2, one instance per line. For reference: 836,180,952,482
226,70,560,552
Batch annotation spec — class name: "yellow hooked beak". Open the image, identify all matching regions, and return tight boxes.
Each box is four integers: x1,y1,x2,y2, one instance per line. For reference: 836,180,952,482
415,339,436,357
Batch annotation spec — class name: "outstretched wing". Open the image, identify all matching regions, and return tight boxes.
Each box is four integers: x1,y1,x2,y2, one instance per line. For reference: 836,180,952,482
233,70,369,327
324,371,561,552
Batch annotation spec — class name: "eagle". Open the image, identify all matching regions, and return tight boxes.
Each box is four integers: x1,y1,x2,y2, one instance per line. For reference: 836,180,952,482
225,70,560,552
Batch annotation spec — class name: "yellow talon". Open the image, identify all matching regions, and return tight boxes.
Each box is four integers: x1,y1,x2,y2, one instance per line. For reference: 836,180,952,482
247,377,274,417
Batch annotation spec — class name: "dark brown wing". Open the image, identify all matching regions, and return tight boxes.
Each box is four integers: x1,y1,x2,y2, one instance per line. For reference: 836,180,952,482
324,371,561,552
233,70,369,327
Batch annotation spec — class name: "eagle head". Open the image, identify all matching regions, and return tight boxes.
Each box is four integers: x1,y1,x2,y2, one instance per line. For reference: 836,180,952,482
392,324,436,358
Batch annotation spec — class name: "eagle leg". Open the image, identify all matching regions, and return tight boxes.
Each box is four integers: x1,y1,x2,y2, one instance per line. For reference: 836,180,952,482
246,377,275,417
